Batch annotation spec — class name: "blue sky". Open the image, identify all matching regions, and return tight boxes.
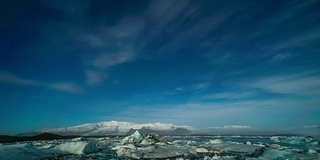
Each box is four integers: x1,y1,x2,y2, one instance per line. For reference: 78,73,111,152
0,0,320,134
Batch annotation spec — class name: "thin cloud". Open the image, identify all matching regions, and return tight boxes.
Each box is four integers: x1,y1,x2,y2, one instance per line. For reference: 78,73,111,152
0,70,84,94
271,53,294,61
204,91,257,99
0,70,38,86
114,95,320,128
79,16,145,85
243,73,320,95
85,70,107,86
48,83,84,94
265,30,320,52
193,83,210,90
91,52,135,68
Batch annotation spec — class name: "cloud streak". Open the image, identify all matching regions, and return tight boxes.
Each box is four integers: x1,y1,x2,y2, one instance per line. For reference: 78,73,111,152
112,92,320,128
0,70,38,86
85,70,107,86
243,73,320,96
91,52,135,68
0,70,83,94
204,91,257,99
48,83,84,94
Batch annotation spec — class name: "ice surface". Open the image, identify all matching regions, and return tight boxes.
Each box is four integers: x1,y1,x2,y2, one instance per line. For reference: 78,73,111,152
209,139,223,144
203,142,264,156
261,148,292,159
308,149,317,154
54,141,99,154
0,143,52,160
270,136,281,142
131,130,144,142
283,136,306,145
1,135,319,159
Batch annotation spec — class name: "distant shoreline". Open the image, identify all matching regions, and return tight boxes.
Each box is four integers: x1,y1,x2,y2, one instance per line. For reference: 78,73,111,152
1,132,317,143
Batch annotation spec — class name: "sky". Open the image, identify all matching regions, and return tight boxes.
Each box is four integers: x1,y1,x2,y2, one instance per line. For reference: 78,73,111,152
0,0,320,135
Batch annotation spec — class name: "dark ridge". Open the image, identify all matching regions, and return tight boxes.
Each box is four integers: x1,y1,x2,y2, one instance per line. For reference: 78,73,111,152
0,133,79,143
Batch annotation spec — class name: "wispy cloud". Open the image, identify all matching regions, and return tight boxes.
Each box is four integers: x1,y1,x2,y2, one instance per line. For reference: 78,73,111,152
271,53,294,62
243,73,320,95
113,94,320,128
85,70,107,86
91,52,135,68
0,70,83,94
0,70,38,86
168,82,211,95
264,29,320,52
79,16,145,85
204,91,257,99
48,83,84,94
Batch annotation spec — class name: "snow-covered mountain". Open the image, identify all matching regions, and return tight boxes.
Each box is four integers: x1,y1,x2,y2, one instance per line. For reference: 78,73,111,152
20,121,193,136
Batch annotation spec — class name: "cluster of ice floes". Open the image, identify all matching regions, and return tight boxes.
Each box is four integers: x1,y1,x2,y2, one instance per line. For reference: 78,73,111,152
0,134,319,159
112,131,197,159
111,131,265,159
0,137,100,160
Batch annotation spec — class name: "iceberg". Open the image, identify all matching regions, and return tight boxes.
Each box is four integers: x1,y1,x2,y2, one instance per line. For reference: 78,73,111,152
0,143,51,160
283,137,306,145
208,139,223,144
54,141,99,155
203,142,264,157
112,131,197,159
131,130,144,142
261,148,292,159
270,136,281,142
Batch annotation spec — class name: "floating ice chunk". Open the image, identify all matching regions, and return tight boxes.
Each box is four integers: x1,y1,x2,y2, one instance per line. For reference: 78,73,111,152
196,147,209,153
121,130,145,144
72,137,87,141
308,149,317,154
0,143,51,160
54,141,98,155
205,143,264,157
211,154,221,159
209,139,223,144
140,134,159,145
283,137,305,145
270,144,285,150
309,140,320,146
131,130,144,142
270,136,281,142
203,156,212,160
187,140,198,146
142,145,195,159
39,144,55,149
137,145,156,154
116,147,142,159
261,148,292,159
121,136,135,144
155,141,168,145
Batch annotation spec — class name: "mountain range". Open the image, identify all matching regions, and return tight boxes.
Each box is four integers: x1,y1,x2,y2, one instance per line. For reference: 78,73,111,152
19,121,194,136
18,121,320,136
